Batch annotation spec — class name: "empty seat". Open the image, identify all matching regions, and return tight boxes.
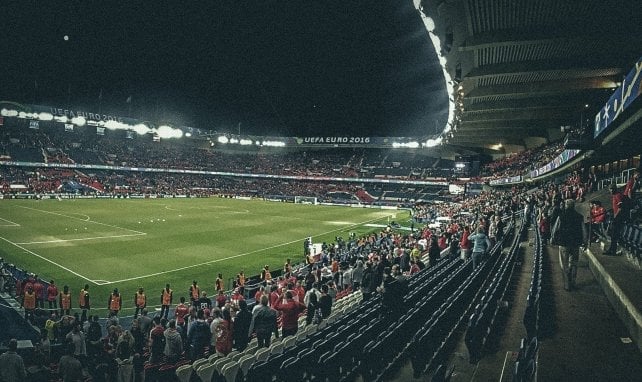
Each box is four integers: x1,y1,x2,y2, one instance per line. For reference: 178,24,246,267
221,360,239,382
196,363,215,382
175,364,193,382
238,353,255,379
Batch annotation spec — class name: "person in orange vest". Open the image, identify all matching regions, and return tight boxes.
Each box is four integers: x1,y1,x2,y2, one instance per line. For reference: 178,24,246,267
189,280,200,308
22,285,37,323
160,283,173,320
59,285,72,316
108,288,122,317
237,270,246,287
133,287,146,319
79,284,90,322
215,273,224,293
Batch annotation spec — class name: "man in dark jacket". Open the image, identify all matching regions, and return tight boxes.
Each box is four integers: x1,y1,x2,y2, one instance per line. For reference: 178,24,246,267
248,295,278,348
552,199,585,291
233,300,252,351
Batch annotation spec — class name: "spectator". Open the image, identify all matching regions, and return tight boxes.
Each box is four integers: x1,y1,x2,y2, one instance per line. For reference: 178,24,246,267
273,291,305,337
214,309,234,356
233,300,252,351
318,284,333,319
468,227,492,269
0,338,26,382
551,199,584,290
187,309,211,361
306,292,321,326
605,184,626,256
164,320,183,363
248,295,278,348
428,237,441,267
58,342,83,382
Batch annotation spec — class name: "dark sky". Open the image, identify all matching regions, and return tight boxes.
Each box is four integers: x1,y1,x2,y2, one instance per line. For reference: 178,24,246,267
1,1,447,137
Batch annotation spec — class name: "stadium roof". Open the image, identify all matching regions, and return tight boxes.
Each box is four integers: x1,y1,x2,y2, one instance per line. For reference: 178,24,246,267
0,1,448,139
422,0,642,151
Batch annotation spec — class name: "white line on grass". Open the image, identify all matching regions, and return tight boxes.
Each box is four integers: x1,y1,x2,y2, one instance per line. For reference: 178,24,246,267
15,233,147,245
0,236,98,285
18,206,146,235
0,217,21,227
101,214,393,285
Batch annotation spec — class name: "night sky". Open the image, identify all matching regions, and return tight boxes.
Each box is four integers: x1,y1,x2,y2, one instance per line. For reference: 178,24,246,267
1,1,447,138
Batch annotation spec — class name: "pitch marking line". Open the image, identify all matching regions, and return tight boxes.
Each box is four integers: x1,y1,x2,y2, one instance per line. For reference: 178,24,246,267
18,206,146,235
102,214,394,285
0,236,98,285
15,233,147,245
0,217,21,227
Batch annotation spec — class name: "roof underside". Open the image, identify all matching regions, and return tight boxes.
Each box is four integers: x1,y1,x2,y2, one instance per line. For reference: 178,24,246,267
421,0,642,151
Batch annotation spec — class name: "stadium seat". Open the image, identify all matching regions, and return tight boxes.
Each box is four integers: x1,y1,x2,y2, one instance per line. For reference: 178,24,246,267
282,336,297,350
255,346,271,362
175,364,193,382
270,341,284,355
196,363,215,382
238,353,256,379
192,358,208,372
213,356,233,375
221,360,239,382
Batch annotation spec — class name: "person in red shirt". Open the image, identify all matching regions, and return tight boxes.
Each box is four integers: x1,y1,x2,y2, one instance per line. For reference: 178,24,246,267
605,184,626,255
33,276,44,309
174,296,190,328
273,291,305,337
214,309,234,356
460,226,471,260
589,200,606,241
47,280,59,312
268,285,280,308
215,290,227,309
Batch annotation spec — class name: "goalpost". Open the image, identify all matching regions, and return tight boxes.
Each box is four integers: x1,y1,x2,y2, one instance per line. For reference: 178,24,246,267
294,196,318,205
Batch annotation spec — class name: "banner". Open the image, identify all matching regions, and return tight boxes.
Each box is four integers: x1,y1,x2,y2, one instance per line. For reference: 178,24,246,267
594,55,642,138
64,123,74,132
529,149,580,178
29,120,39,129
96,127,105,136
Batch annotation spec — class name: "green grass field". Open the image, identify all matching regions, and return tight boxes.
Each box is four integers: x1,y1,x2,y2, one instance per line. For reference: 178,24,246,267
0,197,408,315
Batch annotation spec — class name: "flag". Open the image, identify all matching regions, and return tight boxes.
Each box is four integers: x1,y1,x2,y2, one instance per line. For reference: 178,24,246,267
126,95,132,103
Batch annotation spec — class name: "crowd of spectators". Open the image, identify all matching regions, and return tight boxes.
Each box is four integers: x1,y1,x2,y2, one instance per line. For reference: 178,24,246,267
481,142,565,179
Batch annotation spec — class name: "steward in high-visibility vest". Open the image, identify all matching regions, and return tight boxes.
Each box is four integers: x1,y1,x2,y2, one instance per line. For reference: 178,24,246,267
189,280,200,307
133,287,146,318
60,285,72,316
23,286,36,323
108,288,122,317
160,284,173,319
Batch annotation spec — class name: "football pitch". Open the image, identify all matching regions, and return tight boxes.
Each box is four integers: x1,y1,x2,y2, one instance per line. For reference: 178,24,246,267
0,197,407,315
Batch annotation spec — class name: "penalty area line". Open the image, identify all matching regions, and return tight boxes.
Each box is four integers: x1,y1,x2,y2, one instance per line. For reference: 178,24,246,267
102,214,393,285
0,236,98,285
16,232,147,245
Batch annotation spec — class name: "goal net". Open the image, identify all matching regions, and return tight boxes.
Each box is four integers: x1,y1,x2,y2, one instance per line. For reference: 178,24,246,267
294,196,318,205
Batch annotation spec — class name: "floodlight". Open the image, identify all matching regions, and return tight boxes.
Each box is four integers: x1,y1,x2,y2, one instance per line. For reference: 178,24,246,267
218,136,229,144
133,123,149,135
71,116,86,126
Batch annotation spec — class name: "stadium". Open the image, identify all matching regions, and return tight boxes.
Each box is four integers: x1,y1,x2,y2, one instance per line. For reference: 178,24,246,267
0,1,641,381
